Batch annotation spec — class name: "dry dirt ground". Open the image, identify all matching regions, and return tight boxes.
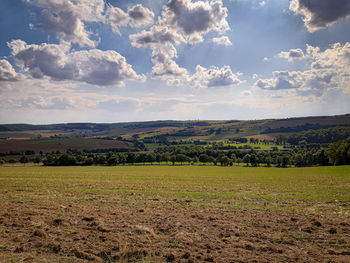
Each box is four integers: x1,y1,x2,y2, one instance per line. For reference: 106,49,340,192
0,194,349,263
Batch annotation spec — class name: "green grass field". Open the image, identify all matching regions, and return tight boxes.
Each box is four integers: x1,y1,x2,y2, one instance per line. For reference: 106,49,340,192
1,165,349,213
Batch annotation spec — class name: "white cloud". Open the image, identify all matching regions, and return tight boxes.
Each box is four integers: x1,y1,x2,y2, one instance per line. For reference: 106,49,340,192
27,0,155,45
8,40,145,86
191,65,242,88
0,59,18,81
259,1,266,7
26,0,105,47
212,36,232,46
130,25,183,48
290,0,350,32
106,4,154,34
255,42,350,96
129,0,230,84
128,4,155,28
105,5,130,35
151,43,188,83
22,96,76,110
164,0,229,44
278,48,305,61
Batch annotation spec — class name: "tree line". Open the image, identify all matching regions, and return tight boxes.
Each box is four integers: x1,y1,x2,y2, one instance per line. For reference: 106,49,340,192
2,137,349,167
20,139,347,167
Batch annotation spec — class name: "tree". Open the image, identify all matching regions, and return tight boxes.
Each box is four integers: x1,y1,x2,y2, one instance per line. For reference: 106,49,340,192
108,154,119,166
250,154,258,167
199,154,209,164
127,153,136,164
84,157,94,166
176,154,188,165
33,156,41,165
207,156,215,164
170,155,176,165
243,154,250,167
20,156,29,165
266,157,272,167
94,155,106,165
293,153,305,167
327,138,350,165
43,154,56,166
162,152,170,164
156,153,162,164
230,153,236,165
137,153,147,164
281,155,290,168
58,154,76,166
219,156,230,166
147,153,156,164
118,153,127,165
316,149,328,166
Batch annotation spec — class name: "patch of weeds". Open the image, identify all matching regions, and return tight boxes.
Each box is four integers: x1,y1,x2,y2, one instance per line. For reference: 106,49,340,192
9,256,20,263
0,245,8,252
290,230,307,243
238,224,249,237
334,229,347,248
252,220,259,227
103,242,151,263
172,239,182,248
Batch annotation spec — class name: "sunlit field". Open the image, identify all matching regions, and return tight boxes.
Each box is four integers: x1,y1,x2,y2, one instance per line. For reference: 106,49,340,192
0,166,349,262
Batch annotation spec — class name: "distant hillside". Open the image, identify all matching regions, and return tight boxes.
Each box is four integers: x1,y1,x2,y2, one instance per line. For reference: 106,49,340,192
0,114,349,145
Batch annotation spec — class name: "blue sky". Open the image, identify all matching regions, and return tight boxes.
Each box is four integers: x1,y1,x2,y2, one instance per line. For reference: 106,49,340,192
0,0,350,124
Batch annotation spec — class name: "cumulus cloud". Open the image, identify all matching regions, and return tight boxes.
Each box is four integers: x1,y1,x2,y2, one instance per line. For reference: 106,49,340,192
106,4,154,34
290,0,350,32
130,26,182,48
0,59,18,81
255,69,334,96
151,44,188,81
129,0,230,83
128,4,155,28
191,65,242,88
278,48,305,61
255,71,304,90
130,26,187,83
212,36,232,46
8,40,144,86
26,0,105,47
164,0,229,44
105,5,129,34
27,0,154,45
255,42,350,96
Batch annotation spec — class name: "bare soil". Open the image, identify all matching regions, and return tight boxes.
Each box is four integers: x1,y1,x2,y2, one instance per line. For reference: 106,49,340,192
0,195,349,263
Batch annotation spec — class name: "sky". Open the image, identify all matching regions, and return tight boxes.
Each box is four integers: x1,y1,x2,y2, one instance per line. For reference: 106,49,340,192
0,0,350,124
